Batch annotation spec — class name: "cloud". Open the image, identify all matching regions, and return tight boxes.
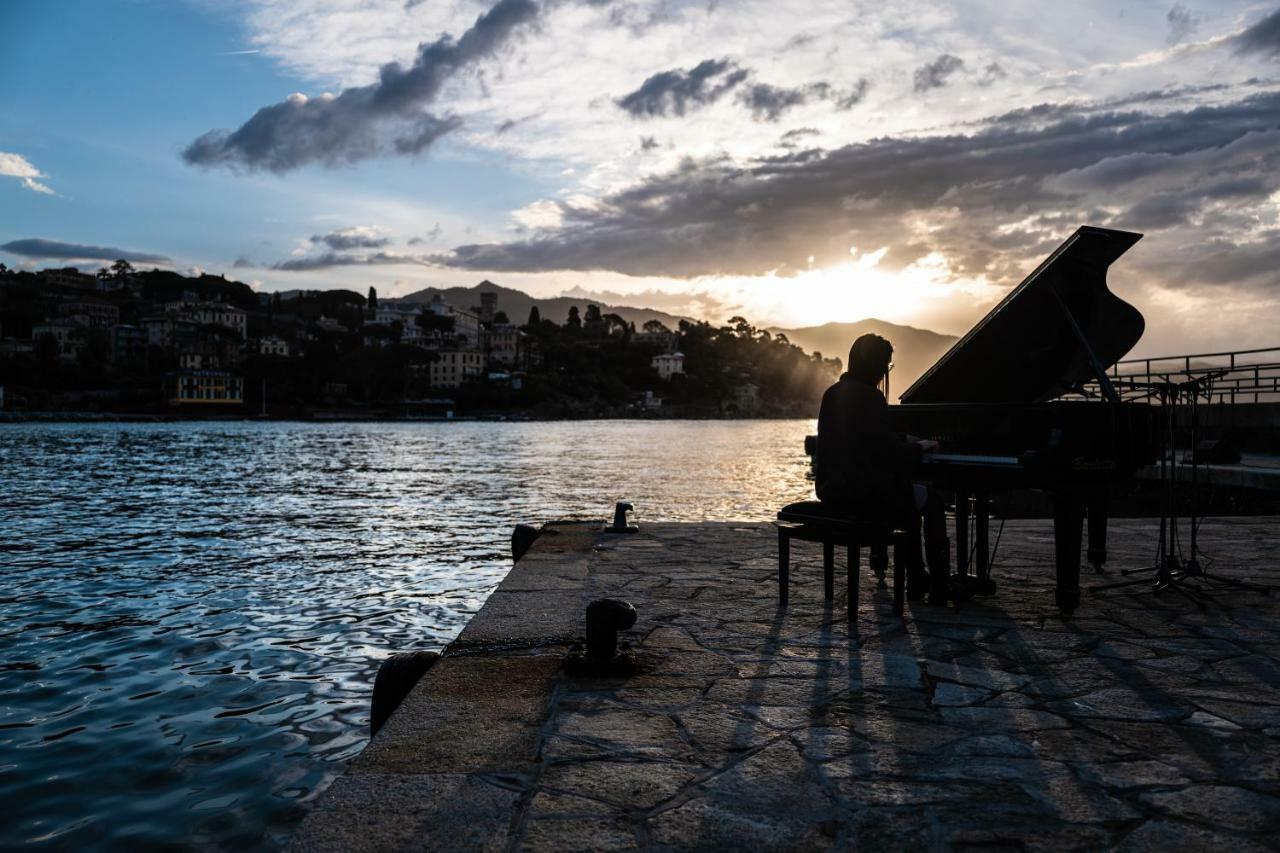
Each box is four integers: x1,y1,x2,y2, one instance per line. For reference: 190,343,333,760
431,91,1280,292
979,62,1006,85
913,53,965,92
1232,7,1280,58
182,0,539,172
271,251,430,271
233,255,256,268
1,238,169,263
640,135,659,151
312,225,391,250
0,151,56,195
738,79,868,121
1166,4,1199,45
615,58,748,118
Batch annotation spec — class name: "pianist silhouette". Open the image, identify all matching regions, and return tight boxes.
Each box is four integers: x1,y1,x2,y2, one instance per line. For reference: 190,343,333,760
816,333,949,597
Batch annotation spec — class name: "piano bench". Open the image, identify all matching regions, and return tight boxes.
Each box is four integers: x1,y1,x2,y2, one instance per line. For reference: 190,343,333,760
775,501,907,618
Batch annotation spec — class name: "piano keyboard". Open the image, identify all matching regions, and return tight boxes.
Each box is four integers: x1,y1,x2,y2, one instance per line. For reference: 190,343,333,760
922,453,1021,467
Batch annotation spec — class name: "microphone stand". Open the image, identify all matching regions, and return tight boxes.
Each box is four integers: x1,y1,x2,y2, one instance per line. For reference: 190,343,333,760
1089,379,1209,607
1178,370,1270,597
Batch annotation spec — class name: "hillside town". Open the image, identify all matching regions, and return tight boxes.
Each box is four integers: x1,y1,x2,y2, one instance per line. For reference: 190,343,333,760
0,263,842,418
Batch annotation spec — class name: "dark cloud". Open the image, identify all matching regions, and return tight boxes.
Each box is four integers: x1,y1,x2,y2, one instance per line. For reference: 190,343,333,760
182,0,539,172
738,83,809,121
1166,4,1199,45
640,135,660,151
272,251,429,271
979,62,1006,85
311,227,391,250
433,91,1280,293
0,238,170,264
738,79,868,121
913,54,965,92
233,255,255,268
1233,8,1280,58
615,58,748,118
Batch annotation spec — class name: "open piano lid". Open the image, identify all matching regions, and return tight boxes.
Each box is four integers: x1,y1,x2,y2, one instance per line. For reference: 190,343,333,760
900,226,1144,405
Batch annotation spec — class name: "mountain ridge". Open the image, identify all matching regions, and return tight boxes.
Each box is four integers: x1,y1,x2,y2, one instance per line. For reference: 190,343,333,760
392,281,957,394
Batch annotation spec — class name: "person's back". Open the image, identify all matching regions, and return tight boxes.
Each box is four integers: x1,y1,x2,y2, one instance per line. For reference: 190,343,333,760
814,332,948,598
815,335,918,518
815,373,917,517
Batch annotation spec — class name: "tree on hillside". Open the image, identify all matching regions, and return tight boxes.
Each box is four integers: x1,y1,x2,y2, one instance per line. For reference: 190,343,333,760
602,313,627,336
110,259,134,280
494,310,509,324
642,319,670,335
566,306,581,330
526,305,541,327
367,286,378,314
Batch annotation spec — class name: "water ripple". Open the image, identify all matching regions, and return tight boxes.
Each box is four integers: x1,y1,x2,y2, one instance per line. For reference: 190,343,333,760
0,419,814,849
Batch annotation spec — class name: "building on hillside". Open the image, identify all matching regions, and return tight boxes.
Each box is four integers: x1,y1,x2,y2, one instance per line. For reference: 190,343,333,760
164,300,247,339
651,351,685,380
724,383,759,416
315,316,346,333
635,328,678,351
31,318,84,359
110,324,148,363
483,323,523,366
142,315,199,348
425,295,481,347
41,268,96,291
167,371,244,405
479,290,498,323
258,336,290,357
59,299,120,328
430,350,482,389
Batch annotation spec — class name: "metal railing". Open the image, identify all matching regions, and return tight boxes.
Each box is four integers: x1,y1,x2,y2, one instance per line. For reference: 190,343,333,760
1084,346,1280,404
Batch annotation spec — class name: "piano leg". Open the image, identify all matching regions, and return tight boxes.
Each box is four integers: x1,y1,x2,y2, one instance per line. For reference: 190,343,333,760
1052,489,1084,615
1086,488,1109,573
975,491,996,595
955,491,970,578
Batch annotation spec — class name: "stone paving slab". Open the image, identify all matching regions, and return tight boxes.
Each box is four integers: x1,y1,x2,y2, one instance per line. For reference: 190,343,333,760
288,517,1280,851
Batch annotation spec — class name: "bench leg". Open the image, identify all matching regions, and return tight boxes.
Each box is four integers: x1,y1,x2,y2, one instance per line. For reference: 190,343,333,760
892,536,905,616
778,527,790,605
870,542,888,580
823,540,834,600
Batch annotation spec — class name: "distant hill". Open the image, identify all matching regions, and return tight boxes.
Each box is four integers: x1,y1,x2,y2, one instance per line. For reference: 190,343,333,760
770,320,957,399
393,282,955,397
393,281,690,330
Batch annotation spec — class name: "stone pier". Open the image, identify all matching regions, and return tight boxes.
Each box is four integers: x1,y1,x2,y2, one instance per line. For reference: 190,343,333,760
287,518,1280,851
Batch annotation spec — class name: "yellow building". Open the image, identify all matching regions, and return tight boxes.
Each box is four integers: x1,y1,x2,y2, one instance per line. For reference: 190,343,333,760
167,371,244,405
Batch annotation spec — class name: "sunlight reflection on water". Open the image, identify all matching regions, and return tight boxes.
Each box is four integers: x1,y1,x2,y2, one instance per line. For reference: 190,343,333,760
0,419,815,850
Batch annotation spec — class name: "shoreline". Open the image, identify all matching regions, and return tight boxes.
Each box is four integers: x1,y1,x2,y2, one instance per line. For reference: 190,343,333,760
0,412,814,424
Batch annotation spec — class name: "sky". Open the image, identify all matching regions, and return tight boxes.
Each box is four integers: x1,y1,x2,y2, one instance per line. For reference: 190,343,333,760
2,0,1280,356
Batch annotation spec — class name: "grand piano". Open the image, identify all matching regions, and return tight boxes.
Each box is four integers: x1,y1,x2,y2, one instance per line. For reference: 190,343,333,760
890,226,1158,613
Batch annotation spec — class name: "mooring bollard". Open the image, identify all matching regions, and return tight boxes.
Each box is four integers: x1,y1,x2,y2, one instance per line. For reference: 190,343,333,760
370,650,440,735
605,501,638,533
566,598,638,676
511,523,541,562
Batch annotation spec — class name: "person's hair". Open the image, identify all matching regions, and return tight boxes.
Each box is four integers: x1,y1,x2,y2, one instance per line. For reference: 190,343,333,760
847,333,893,383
